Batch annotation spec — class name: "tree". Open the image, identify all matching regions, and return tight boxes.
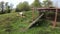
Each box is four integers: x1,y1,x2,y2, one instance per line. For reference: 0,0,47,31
42,0,53,8
5,2,12,13
31,0,42,8
16,1,30,12
10,3,13,10
5,2,9,13
0,1,12,14
6,6,11,13
0,1,4,14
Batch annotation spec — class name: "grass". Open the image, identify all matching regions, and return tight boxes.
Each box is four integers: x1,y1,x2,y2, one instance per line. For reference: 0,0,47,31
6,27,60,34
0,11,39,34
0,11,60,34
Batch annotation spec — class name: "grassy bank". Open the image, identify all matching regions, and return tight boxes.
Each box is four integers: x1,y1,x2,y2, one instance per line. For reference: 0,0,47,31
0,11,39,34
0,11,60,34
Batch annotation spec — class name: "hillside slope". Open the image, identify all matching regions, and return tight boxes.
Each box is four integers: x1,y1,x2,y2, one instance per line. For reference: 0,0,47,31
0,11,60,34
0,11,39,34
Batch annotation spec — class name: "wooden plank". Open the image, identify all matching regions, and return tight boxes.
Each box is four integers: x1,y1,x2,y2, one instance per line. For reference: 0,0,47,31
26,13,44,29
31,8,60,10
32,8,35,21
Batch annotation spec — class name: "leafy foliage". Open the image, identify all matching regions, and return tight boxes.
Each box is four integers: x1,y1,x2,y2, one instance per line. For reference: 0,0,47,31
0,1,13,14
42,0,53,8
0,1,5,14
16,1,30,12
31,0,42,8
5,2,11,13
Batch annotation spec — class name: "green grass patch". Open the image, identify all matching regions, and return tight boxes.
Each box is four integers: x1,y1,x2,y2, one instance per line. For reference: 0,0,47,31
0,11,39,34
0,11,60,34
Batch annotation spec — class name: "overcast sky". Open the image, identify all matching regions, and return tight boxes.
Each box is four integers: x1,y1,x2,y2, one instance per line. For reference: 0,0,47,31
0,0,60,8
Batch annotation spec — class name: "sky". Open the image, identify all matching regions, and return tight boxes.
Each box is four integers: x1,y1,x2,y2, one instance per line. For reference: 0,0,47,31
0,0,60,8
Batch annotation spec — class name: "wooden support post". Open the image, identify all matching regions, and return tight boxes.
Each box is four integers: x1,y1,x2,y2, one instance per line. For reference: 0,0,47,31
32,8,35,21
53,8,58,28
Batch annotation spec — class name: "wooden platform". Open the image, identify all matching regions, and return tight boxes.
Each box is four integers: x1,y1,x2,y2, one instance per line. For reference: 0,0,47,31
32,8,60,10
32,8,60,12
31,8,59,29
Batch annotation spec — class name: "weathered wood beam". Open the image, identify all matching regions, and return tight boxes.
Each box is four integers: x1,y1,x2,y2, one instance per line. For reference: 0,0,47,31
52,8,58,28
26,13,44,29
